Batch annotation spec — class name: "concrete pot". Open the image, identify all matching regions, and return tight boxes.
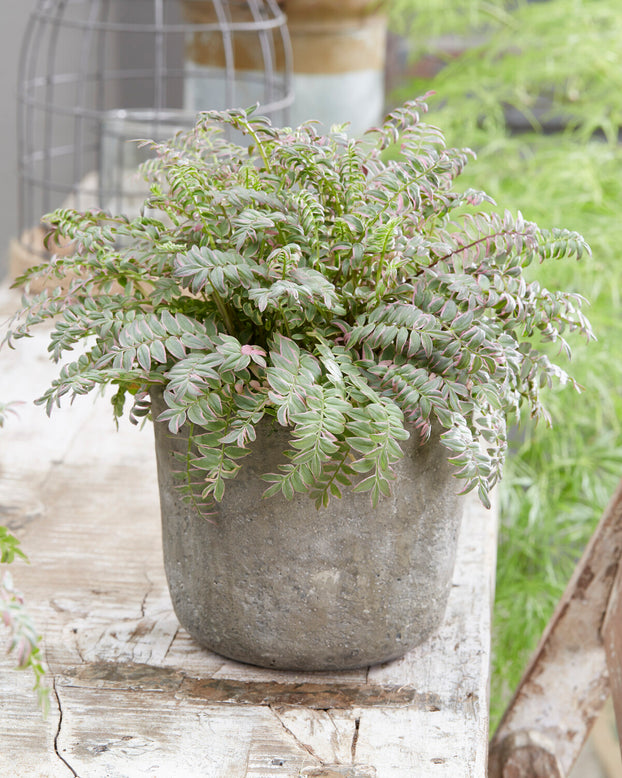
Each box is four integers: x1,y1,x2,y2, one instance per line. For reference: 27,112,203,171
151,390,464,671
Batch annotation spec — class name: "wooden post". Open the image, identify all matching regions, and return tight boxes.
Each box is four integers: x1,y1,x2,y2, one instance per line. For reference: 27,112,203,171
603,555,622,761
489,730,563,778
489,478,622,777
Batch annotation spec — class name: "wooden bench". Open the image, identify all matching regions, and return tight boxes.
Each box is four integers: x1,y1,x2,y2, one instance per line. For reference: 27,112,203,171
0,285,497,777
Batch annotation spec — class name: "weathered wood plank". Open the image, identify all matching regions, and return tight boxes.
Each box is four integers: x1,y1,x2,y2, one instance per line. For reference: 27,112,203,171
602,552,622,762
0,285,497,777
53,685,327,777
489,477,622,777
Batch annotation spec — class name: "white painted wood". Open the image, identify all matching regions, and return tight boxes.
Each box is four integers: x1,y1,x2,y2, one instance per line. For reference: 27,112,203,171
489,478,622,777
0,285,497,777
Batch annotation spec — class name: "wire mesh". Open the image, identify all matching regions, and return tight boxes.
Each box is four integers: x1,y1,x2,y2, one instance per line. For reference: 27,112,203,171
16,0,294,256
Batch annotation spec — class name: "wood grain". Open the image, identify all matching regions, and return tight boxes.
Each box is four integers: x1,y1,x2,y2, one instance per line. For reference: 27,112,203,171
603,554,622,763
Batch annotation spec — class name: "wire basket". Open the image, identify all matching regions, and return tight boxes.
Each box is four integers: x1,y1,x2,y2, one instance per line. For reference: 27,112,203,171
16,0,293,262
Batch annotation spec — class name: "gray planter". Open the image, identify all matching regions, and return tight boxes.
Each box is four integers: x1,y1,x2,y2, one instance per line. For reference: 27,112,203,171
151,391,465,671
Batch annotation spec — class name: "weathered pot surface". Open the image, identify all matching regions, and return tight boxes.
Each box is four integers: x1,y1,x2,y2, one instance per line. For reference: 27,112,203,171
151,390,464,671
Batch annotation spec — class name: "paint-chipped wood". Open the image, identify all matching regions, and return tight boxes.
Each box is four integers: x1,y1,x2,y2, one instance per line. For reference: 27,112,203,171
603,553,622,761
489,477,622,778
488,730,563,778
0,286,497,777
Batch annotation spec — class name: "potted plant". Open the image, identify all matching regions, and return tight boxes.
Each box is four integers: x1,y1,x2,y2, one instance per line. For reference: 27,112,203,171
2,97,592,670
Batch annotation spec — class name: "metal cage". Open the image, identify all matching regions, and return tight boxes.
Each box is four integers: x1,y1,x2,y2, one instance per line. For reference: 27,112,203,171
16,0,293,255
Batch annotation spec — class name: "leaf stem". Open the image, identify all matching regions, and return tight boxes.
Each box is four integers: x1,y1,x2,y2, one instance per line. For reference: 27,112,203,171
211,290,237,336
247,127,272,173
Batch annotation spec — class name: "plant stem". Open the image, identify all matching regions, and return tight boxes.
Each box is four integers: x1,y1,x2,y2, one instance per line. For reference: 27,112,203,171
247,127,272,173
212,291,236,336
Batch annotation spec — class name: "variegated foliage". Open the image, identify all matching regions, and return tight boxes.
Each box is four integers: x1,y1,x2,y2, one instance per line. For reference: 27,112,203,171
4,98,592,511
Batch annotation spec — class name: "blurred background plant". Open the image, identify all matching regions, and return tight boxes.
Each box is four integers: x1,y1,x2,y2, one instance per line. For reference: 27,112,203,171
387,0,622,726
0,402,49,715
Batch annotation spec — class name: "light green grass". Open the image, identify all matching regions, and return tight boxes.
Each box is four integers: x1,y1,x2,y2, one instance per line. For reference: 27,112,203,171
388,0,622,728
463,137,622,725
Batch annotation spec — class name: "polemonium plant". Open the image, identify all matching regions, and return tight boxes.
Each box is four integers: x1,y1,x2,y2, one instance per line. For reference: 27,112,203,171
4,97,592,512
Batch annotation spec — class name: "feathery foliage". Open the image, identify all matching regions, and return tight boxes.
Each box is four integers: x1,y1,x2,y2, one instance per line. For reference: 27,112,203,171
3,99,592,514
391,0,622,145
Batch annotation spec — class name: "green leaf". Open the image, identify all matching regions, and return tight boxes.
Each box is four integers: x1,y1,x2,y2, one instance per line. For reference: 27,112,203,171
0,527,28,564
